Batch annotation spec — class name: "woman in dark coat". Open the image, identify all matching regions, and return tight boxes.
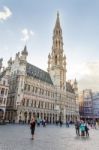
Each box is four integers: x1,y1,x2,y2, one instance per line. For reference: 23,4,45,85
30,117,36,140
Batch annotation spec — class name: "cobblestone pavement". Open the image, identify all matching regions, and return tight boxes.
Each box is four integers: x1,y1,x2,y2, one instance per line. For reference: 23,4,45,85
0,124,99,150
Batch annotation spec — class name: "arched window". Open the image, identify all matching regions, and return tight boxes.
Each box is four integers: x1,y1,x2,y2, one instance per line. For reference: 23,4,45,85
34,101,36,107
56,40,57,47
22,98,25,106
26,99,29,106
59,41,60,47
55,55,57,65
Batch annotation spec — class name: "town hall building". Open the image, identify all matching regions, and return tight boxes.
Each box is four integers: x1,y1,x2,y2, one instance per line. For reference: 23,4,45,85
0,13,79,123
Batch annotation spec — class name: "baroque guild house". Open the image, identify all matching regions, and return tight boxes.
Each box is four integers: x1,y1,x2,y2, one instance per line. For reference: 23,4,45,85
0,13,79,123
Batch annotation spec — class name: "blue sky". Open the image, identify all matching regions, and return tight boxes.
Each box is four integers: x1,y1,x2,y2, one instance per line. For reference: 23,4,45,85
0,0,99,91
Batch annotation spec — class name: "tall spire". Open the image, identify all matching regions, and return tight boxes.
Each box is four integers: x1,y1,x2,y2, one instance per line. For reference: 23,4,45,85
48,12,66,90
55,11,60,28
52,11,63,58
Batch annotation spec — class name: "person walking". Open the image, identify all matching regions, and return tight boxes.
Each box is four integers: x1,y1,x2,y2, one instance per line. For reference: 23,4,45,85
85,123,89,137
75,120,80,136
67,120,70,127
37,118,40,126
43,119,46,127
59,120,63,127
80,121,85,137
30,117,36,140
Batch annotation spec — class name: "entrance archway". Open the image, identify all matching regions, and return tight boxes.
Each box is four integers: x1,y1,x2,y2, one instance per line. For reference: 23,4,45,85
24,112,27,123
28,112,31,123
0,109,4,120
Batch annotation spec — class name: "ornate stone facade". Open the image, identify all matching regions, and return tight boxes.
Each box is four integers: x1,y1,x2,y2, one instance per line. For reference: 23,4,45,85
0,59,9,121
0,13,79,123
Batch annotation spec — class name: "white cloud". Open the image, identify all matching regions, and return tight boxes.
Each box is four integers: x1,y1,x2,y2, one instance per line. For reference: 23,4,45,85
67,62,91,82
21,28,34,42
78,62,99,91
30,30,34,35
67,61,99,91
0,6,12,21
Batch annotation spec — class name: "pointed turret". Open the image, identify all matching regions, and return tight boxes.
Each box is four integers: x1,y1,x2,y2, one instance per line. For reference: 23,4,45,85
19,46,28,75
4,57,12,77
21,45,28,56
20,45,28,62
8,57,12,67
73,78,78,94
47,53,51,72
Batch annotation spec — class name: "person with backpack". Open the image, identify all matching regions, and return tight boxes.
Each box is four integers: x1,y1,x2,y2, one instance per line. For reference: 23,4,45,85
85,122,89,137
80,121,85,136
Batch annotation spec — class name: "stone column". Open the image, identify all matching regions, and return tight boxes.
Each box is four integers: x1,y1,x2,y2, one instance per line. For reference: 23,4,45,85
27,112,29,124
51,114,53,123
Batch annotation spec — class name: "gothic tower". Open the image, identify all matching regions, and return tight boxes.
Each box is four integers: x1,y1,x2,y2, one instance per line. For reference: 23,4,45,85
48,12,66,90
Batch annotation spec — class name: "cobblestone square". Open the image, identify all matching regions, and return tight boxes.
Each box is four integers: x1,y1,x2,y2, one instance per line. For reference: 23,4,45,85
0,124,99,150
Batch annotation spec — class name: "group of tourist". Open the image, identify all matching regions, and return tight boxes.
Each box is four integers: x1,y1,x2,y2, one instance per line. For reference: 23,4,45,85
30,117,90,140
75,120,89,137
30,116,99,140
